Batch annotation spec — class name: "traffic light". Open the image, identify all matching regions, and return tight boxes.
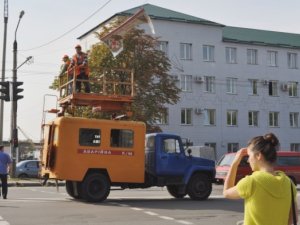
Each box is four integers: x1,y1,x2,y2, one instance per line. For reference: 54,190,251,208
0,81,10,101
12,81,24,101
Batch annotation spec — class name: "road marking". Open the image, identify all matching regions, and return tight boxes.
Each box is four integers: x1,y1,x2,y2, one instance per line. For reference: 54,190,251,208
0,216,10,225
1,198,70,203
177,220,194,225
159,216,174,220
131,207,143,211
144,211,158,216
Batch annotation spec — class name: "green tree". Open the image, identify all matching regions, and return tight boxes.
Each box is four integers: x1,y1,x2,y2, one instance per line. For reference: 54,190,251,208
90,28,180,129
51,28,180,131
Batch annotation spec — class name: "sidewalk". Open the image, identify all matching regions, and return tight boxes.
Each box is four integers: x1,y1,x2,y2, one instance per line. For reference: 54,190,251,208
7,179,65,187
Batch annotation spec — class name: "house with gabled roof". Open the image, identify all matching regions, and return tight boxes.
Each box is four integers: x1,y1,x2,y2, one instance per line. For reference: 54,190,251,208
78,4,300,158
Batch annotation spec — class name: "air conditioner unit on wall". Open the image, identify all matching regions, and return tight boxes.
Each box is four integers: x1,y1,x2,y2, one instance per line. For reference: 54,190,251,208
194,108,202,114
261,80,268,85
194,76,203,83
280,83,288,91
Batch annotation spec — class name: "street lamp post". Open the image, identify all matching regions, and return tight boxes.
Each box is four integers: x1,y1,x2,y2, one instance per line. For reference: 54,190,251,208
0,0,9,142
10,10,25,178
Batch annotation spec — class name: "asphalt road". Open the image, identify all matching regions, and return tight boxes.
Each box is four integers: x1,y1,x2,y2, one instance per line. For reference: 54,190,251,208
0,185,292,225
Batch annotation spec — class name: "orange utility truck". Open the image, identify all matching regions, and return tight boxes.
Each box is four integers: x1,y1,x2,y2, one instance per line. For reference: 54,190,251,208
40,116,216,202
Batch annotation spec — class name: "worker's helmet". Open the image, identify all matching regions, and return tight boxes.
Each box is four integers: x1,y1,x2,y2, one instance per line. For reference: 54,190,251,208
62,55,69,60
75,44,82,49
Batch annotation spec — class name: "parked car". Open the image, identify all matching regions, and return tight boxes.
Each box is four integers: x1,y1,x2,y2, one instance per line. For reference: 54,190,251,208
215,151,300,184
16,160,40,179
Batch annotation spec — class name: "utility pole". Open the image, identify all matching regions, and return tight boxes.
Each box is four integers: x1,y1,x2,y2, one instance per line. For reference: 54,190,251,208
10,10,24,178
0,0,8,142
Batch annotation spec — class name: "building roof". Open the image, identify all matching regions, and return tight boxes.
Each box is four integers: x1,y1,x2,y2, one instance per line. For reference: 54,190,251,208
77,4,223,39
223,26,300,49
118,4,224,26
78,4,300,50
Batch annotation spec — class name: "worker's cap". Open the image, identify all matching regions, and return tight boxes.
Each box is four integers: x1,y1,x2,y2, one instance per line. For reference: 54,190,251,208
62,55,69,59
75,44,82,49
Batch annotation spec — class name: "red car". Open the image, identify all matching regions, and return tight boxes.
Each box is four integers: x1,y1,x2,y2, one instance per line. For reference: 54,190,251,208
215,151,300,184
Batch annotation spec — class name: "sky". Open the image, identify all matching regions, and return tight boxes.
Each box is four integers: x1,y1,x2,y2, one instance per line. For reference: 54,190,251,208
1,0,300,142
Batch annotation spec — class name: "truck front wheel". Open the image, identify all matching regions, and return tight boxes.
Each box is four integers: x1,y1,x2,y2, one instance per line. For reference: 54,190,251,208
81,173,110,202
187,173,212,200
167,185,186,199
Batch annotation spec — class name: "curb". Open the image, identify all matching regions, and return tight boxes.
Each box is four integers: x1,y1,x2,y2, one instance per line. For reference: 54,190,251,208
8,181,65,187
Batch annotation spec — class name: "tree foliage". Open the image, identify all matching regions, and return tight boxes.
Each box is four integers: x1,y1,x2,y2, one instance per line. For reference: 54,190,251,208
51,27,180,131
90,28,180,129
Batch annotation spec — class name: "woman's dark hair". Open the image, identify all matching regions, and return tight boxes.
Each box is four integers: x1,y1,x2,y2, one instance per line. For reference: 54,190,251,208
247,133,280,163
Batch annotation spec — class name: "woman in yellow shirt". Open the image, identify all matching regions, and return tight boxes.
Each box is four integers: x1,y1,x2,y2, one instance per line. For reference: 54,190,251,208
223,133,298,225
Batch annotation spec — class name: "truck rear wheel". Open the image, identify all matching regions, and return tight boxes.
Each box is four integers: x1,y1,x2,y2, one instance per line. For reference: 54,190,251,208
81,173,110,202
66,181,82,199
167,185,186,198
187,173,212,200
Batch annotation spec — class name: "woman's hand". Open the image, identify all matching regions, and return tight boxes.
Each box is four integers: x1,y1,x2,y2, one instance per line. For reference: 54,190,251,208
232,148,248,166
223,148,247,199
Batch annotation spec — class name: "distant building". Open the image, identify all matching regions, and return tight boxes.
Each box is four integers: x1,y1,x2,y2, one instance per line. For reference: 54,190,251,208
78,4,300,159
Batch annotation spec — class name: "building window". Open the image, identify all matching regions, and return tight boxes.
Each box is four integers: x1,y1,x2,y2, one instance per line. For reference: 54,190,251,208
267,51,278,67
248,111,259,127
226,77,237,94
288,82,298,97
181,108,192,125
228,143,239,153
288,52,297,69
226,47,237,64
157,41,168,56
291,143,300,152
155,108,169,125
204,76,215,93
248,79,258,95
247,49,258,65
269,112,279,127
205,142,216,150
180,75,192,92
290,112,299,128
227,110,238,126
204,109,216,126
180,43,192,60
203,45,215,62
268,80,278,96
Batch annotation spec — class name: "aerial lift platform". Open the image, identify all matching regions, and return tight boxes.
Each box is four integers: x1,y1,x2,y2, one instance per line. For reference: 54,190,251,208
57,67,135,115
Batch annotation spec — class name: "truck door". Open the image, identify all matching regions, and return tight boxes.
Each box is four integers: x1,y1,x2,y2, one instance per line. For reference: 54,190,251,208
43,123,57,169
158,137,188,175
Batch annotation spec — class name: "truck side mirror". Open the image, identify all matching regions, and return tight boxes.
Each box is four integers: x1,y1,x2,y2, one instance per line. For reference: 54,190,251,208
187,148,192,156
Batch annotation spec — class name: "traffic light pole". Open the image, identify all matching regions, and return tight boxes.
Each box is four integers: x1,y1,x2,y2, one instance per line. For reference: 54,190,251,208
10,10,24,178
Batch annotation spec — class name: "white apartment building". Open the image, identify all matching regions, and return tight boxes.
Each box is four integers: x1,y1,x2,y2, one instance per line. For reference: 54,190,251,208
78,4,300,159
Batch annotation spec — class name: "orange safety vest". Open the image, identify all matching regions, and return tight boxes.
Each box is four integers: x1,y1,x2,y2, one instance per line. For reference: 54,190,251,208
71,52,89,76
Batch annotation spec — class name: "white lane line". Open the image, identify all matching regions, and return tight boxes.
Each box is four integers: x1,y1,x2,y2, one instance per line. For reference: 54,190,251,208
0,222,10,225
1,198,70,203
0,216,10,225
144,211,158,216
177,220,194,225
159,216,175,220
131,207,143,211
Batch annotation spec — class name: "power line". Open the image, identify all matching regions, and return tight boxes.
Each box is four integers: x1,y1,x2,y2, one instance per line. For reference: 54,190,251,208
20,0,113,51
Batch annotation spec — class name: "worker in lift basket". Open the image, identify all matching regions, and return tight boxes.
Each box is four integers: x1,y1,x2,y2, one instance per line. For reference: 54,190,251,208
69,44,90,93
59,55,73,94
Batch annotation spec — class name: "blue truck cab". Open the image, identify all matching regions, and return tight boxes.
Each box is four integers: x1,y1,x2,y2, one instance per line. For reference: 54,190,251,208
144,133,216,200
